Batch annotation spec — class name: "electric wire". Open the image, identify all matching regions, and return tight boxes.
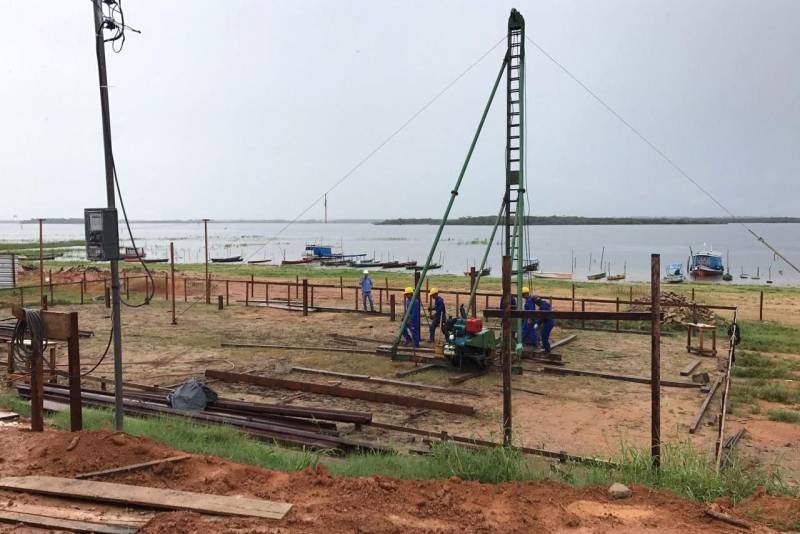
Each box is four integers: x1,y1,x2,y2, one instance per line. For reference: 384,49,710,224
244,34,509,262
524,35,799,275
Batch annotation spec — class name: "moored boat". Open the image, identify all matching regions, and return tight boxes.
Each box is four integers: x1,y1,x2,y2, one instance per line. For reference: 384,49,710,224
532,271,572,280
664,263,685,283
120,246,145,260
211,255,243,263
465,267,491,277
689,246,724,278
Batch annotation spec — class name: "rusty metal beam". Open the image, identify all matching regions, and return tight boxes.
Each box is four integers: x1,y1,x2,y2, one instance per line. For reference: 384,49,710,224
205,369,475,415
542,366,701,388
689,377,722,434
484,309,658,321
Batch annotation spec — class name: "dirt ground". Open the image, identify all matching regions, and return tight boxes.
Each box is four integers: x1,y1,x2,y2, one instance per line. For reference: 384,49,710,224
4,268,799,488
0,424,795,533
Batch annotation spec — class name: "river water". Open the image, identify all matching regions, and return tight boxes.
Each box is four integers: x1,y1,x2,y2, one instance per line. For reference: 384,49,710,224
1,222,797,286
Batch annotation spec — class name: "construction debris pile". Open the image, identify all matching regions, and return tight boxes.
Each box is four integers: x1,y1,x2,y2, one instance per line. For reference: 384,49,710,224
631,291,716,325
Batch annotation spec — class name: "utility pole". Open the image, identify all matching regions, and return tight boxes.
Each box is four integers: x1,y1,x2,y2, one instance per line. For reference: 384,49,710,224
203,219,210,304
324,194,328,224
92,2,125,431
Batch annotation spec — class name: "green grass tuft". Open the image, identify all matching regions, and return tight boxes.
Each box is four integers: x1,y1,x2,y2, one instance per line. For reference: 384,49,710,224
767,409,800,425
737,321,800,354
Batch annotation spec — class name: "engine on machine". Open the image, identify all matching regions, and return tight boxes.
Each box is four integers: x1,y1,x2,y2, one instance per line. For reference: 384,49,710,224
442,315,497,370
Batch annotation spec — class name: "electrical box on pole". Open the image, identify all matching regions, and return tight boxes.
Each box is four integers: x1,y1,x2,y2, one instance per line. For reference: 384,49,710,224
84,208,120,261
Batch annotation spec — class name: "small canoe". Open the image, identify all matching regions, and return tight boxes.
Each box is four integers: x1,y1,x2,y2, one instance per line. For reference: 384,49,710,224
532,272,572,280
606,273,625,281
379,261,401,269
247,259,272,264
282,258,312,265
398,261,417,268
142,258,168,264
587,272,606,280
407,263,441,271
211,256,243,263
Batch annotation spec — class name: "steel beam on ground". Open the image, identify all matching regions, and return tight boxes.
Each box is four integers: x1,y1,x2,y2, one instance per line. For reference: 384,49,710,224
205,369,475,415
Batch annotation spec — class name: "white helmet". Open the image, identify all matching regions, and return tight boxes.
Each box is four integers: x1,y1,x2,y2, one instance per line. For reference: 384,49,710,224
363,270,369,275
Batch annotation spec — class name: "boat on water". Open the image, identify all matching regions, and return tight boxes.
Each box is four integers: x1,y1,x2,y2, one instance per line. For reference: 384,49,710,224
320,259,349,266
407,263,441,271
141,258,168,264
247,259,272,264
751,267,761,280
532,271,572,280
211,255,243,263
379,261,401,269
281,257,312,265
587,272,606,280
664,263,685,283
349,259,381,268
607,261,627,281
587,246,606,280
465,267,491,277
689,246,724,278
119,246,145,260
303,244,366,262
511,259,540,275
739,266,749,279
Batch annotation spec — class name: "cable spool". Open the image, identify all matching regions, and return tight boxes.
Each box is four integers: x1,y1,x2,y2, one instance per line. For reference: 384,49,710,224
11,309,44,373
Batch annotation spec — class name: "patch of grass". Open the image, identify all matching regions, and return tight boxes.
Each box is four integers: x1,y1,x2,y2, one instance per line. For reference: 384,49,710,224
737,321,800,354
732,351,800,380
0,391,795,503
767,409,800,425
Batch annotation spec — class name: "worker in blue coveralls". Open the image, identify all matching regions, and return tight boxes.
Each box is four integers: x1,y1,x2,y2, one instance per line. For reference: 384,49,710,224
521,287,539,348
533,295,554,353
402,286,421,348
428,288,446,342
360,270,374,312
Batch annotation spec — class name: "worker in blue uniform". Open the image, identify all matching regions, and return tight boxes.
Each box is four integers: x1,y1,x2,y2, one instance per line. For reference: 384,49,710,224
360,270,374,312
521,287,539,348
428,288,446,342
402,286,421,348
533,295,554,353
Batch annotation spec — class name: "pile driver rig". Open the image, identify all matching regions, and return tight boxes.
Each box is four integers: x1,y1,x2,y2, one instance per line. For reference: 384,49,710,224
391,8,530,368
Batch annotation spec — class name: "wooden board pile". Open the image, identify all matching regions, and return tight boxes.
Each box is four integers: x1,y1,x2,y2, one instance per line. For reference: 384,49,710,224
631,291,716,325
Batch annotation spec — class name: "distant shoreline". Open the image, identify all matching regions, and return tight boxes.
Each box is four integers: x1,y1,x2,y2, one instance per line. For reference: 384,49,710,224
3,216,799,226
374,216,800,226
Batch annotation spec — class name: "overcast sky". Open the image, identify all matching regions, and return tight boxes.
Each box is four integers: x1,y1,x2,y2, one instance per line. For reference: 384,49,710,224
1,1,798,221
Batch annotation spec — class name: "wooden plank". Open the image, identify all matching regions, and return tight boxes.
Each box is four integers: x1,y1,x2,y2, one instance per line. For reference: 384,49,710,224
0,476,292,520
75,455,191,480
689,378,722,434
206,369,475,415
0,411,19,421
0,503,152,527
0,509,138,533
680,360,701,376
291,366,481,397
542,366,702,388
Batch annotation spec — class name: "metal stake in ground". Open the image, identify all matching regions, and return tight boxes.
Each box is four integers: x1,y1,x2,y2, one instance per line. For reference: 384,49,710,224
502,255,513,446
170,242,176,325
650,253,661,467
203,219,210,304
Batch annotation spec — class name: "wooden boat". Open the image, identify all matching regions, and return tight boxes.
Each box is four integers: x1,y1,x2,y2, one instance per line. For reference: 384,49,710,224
320,259,349,266
398,261,417,268
379,261,401,269
247,259,272,264
511,259,540,275
689,246,724,278
141,258,168,264
587,246,606,280
465,267,491,277
119,246,145,260
750,267,761,280
407,263,441,271
349,259,380,268
606,261,626,281
211,255,243,263
587,272,606,281
281,258,312,265
532,271,572,280
664,263,685,284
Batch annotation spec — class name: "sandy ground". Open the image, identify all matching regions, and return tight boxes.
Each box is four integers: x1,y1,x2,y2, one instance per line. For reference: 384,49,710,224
0,424,796,533
3,268,798,487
